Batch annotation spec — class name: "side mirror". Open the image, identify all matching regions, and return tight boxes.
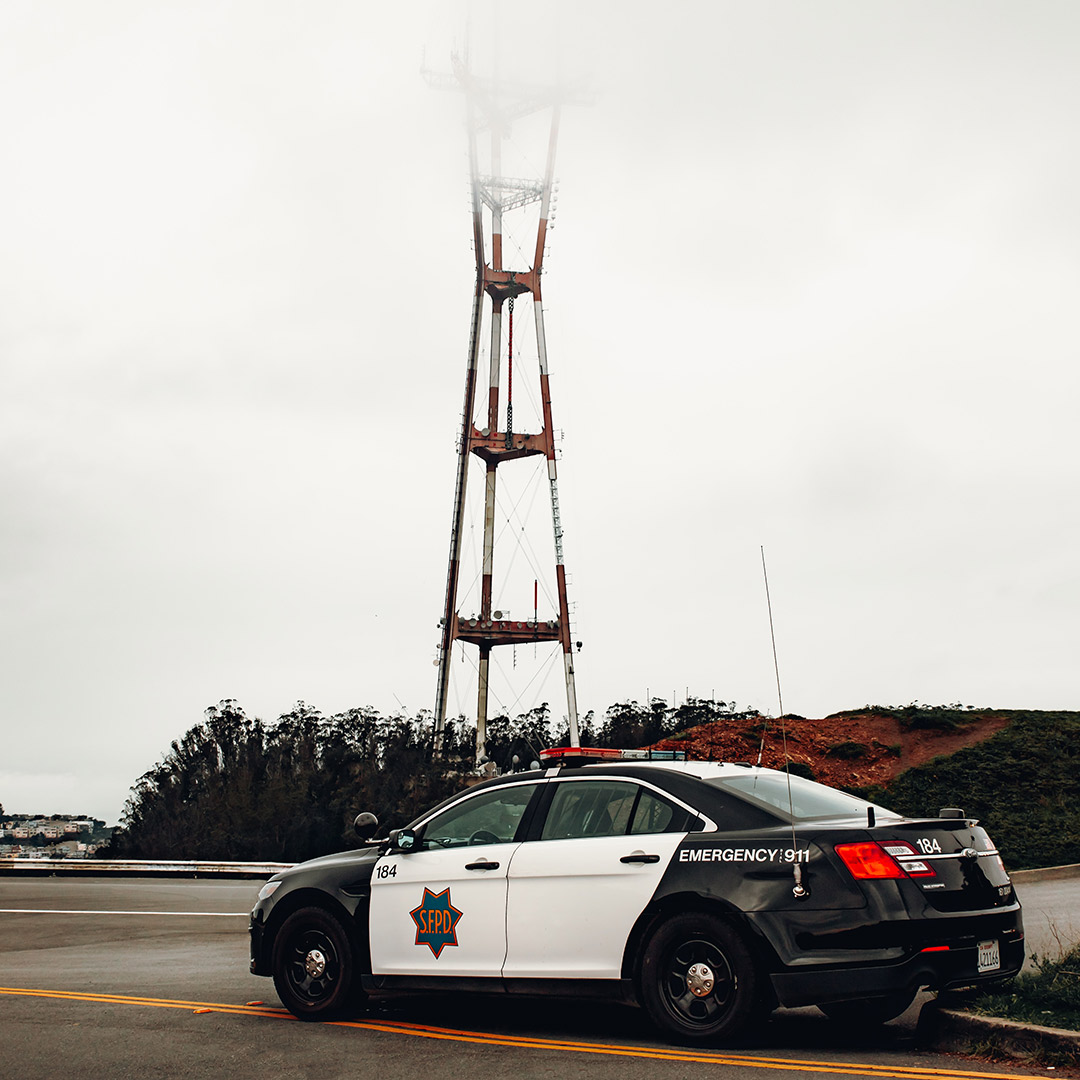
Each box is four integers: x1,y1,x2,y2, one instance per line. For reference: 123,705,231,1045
354,812,379,841
391,828,417,853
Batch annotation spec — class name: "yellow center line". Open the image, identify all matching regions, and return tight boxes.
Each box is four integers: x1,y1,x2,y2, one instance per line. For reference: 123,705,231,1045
0,987,1031,1080
355,1017,1025,1078
0,986,290,1018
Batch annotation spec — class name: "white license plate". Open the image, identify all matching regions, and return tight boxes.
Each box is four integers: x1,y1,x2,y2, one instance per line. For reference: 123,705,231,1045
977,938,1000,973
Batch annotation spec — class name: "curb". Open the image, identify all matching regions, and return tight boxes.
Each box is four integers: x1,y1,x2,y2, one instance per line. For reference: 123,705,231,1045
1011,863,1080,884
919,1005,1080,1063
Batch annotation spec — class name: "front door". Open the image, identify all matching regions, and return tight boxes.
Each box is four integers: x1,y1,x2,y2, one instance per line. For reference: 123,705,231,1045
369,782,539,978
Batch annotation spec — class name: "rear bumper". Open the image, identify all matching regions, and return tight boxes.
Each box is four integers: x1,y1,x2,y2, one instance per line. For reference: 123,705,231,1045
769,928,1024,1008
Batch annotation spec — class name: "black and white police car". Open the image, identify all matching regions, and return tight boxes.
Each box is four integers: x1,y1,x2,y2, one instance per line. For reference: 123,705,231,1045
249,747,1023,1044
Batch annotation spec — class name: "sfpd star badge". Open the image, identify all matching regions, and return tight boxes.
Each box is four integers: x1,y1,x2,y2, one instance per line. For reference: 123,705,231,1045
410,887,463,959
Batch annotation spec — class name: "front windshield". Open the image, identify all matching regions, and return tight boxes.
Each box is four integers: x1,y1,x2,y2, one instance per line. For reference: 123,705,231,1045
714,772,898,822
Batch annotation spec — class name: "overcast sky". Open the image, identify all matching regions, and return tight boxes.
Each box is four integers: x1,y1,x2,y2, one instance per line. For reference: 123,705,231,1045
2,1,1077,825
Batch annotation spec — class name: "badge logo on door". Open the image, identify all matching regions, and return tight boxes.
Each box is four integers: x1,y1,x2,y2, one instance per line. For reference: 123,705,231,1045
410,887,463,958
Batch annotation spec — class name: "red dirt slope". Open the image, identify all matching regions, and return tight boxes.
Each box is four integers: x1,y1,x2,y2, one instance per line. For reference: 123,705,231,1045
652,711,1013,791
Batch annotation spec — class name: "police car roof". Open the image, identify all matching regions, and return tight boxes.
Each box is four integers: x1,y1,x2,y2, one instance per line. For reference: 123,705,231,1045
540,760,786,786
536,746,779,780
569,760,776,781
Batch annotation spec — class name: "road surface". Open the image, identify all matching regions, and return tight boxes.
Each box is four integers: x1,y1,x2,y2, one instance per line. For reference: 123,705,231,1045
0,874,1074,1080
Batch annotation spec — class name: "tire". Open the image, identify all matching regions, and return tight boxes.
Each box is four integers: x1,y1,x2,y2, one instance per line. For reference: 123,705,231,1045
818,989,917,1026
639,912,763,1045
271,906,363,1021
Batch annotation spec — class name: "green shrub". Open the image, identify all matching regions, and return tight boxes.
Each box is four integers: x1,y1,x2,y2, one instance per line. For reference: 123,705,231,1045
825,741,868,760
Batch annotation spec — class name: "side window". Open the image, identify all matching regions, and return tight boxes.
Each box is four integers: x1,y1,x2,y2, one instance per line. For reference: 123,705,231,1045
420,784,537,849
703,789,782,831
629,789,679,834
540,781,640,840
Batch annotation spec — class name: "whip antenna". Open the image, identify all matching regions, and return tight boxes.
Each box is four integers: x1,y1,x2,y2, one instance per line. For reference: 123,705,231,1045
760,544,786,730
760,545,809,899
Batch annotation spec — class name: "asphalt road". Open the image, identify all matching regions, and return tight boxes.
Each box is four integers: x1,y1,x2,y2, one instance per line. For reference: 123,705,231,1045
1012,871,1080,967
0,874,1074,1080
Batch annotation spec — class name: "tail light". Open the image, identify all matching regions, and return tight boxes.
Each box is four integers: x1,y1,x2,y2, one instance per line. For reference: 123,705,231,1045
835,841,937,880
880,841,936,878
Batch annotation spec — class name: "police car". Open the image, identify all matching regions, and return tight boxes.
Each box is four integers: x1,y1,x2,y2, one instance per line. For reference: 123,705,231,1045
248,748,1023,1044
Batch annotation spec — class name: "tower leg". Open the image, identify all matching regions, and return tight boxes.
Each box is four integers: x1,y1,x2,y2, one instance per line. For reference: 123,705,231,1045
433,275,485,755
535,297,580,747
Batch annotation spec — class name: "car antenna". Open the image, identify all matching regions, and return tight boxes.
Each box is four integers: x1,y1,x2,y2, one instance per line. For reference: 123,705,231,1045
761,546,809,900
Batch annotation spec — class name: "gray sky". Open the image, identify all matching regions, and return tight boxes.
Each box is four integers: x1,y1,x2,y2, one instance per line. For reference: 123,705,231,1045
2,1,1077,825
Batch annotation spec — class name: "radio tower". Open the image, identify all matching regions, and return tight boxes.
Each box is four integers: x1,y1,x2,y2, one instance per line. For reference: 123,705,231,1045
428,54,585,762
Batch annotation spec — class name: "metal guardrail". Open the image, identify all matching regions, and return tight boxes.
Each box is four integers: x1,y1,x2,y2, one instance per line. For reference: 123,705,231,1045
0,858,291,878
4,857,1077,881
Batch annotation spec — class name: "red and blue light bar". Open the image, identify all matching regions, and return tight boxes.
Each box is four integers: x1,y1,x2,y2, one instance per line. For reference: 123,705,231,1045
539,747,688,766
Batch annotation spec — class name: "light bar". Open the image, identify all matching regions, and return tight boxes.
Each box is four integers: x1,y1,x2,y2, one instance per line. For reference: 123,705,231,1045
538,747,688,766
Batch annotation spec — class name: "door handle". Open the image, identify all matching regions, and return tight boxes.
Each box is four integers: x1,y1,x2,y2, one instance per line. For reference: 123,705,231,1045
465,859,500,871
620,853,660,864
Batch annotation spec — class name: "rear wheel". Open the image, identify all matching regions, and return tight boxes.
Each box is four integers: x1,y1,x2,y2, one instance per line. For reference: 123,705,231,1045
818,989,917,1025
639,912,763,1045
271,906,363,1021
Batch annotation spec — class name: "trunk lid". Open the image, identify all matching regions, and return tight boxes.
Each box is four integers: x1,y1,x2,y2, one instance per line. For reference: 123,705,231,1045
870,818,1013,911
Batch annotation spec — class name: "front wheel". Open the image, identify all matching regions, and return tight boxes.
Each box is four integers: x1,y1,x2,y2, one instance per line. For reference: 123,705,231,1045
271,906,362,1021
639,912,763,1045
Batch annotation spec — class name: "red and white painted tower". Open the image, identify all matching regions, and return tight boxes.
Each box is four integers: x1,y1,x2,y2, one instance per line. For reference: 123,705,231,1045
429,56,584,761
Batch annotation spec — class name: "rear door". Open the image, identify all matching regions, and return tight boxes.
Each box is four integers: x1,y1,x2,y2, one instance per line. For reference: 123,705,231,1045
502,777,689,979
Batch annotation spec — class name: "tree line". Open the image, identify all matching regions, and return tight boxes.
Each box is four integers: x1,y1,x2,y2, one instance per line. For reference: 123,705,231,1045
103,696,758,863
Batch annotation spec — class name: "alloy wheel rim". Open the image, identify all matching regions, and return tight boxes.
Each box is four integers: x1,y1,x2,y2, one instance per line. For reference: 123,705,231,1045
662,937,735,1026
287,929,339,1004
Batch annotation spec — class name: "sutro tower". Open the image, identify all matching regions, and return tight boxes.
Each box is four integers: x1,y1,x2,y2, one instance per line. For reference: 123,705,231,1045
428,55,585,762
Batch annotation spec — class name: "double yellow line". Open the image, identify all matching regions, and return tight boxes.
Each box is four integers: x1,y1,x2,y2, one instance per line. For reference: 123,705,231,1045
0,986,1028,1080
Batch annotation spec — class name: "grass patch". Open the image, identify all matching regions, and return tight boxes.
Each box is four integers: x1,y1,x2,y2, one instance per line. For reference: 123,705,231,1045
967,945,1080,1033
964,1036,1017,1063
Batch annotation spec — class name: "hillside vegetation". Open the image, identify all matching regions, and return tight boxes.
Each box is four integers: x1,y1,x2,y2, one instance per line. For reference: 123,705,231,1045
853,708,1080,871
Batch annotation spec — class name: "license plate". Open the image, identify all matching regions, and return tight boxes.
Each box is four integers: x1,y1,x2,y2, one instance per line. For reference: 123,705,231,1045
978,938,1000,973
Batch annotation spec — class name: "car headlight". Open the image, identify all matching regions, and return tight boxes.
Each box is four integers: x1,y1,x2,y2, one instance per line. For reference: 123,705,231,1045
257,880,282,902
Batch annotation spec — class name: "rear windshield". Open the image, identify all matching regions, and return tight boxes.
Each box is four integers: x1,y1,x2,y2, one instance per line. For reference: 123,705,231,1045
712,772,898,822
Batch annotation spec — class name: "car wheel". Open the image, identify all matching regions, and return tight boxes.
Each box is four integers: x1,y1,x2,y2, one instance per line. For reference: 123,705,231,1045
818,989,917,1025
639,912,763,1044
272,906,362,1021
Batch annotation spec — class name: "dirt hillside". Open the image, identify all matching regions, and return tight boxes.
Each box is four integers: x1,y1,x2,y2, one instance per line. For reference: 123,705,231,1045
651,710,1013,790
